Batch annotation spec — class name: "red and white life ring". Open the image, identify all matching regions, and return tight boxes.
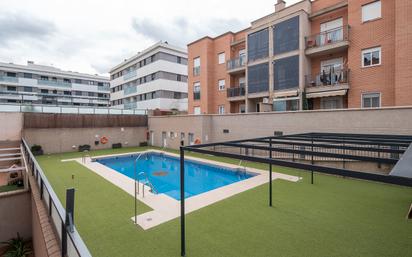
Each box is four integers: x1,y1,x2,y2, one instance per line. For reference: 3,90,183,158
100,136,109,144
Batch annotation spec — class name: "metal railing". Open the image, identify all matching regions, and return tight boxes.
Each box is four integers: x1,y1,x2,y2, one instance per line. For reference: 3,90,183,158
305,25,349,49
193,92,200,100
0,76,19,83
38,79,72,88
21,138,92,257
0,102,147,115
305,68,349,88
227,86,245,98
227,55,246,71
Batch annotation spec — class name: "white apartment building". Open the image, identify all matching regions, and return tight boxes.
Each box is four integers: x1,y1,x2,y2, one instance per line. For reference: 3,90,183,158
0,61,110,107
109,41,188,111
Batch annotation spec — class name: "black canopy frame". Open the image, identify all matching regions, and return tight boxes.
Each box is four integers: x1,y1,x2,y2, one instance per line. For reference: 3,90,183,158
178,132,412,256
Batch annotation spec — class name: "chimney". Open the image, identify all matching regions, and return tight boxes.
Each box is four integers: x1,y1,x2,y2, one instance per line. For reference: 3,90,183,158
275,0,286,12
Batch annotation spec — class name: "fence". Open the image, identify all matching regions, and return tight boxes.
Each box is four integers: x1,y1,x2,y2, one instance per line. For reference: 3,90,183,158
0,103,146,115
21,138,92,257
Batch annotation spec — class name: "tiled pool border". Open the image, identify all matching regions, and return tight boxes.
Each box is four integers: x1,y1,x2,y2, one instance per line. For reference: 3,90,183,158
63,150,301,230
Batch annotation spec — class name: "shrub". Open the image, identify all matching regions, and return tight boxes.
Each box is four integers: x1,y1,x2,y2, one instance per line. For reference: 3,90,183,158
30,145,43,156
1,233,32,257
139,142,148,147
78,145,91,152
112,143,122,149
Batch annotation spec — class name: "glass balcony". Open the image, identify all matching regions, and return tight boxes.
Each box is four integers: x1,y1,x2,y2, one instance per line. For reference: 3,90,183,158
124,86,137,95
227,55,246,72
0,76,18,83
305,68,349,88
98,85,110,91
227,86,245,98
123,70,137,81
124,101,137,109
37,79,72,88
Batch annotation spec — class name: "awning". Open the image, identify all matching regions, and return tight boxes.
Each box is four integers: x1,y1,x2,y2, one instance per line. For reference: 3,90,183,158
273,89,299,98
306,89,347,99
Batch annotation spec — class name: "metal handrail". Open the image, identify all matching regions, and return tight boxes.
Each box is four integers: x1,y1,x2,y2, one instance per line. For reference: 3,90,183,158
21,138,92,257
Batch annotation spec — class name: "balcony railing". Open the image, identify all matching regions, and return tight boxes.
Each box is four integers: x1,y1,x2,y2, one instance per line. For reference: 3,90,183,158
305,68,349,88
124,101,137,109
306,26,349,49
38,79,72,88
193,66,200,76
98,85,110,91
0,76,19,83
227,86,245,98
124,86,137,95
123,70,137,81
227,55,246,71
193,92,200,100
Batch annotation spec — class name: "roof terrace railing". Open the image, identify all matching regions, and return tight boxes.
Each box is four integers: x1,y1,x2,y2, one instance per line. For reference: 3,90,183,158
0,103,147,115
21,138,92,257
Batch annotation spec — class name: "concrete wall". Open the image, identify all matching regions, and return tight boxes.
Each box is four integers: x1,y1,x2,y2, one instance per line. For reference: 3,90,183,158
24,127,147,153
0,190,32,242
148,107,412,149
0,112,23,142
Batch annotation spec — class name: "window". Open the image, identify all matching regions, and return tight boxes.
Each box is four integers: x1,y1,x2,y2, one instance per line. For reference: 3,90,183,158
362,1,381,22
240,104,246,113
188,133,195,145
23,87,32,92
193,107,201,115
7,72,16,77
274,55,299,90
247,28,269,62
248,63,269,93
218,79,225,91
274,16,299,55
177,56,182,64
193,82,201,100
193,57,200,76
7,86,16,91
218,52,225,64
362,93,381,108
273,98,300,112
40,76,48,80
41,89,48,94
362,47,381,67
218,105,225,114
64,91,71,95
23,73,32,79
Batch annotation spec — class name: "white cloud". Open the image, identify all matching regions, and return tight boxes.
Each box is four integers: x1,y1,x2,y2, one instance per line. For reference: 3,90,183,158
0,0,301,76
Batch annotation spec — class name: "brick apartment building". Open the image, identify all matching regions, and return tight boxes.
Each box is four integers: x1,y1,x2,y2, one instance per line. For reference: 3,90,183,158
187,0,412,114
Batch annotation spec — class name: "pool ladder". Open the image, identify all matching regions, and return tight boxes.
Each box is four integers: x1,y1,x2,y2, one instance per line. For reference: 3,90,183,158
238,160,247,177
138,171,158,197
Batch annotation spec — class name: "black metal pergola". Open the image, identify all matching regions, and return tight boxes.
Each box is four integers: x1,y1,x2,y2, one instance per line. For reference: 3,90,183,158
178,132,412,256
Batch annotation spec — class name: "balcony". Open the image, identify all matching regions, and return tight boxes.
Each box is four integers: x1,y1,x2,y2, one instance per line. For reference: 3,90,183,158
98,85,110,91
305,26,349,57
124,101,137,109
0,76,18,83
305,68,350,97
226,55,246,74
227,86,245,100
193,92,200,100
123,70,137,81
37,79,72,88
124,86,137,95
193,67,200,77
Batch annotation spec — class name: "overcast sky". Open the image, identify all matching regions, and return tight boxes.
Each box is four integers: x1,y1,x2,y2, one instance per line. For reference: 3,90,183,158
0,0,301,76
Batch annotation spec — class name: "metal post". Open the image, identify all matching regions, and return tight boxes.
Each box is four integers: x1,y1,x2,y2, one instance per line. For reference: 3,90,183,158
40,179,43,200
134,158,137,224
269,138,273,207
63,188,75,257
311,137,314,185
180,141,186,257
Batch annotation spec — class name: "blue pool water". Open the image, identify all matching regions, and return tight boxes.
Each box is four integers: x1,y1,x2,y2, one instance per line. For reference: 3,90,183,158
96,153,255,200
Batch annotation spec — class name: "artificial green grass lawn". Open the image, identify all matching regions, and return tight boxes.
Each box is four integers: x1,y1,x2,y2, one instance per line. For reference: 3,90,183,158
37,147,412,257
0,184,20,193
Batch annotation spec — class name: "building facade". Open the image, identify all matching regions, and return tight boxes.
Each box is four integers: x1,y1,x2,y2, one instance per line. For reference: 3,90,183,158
0,61,110,107
109,41,188,112
188,0,412,114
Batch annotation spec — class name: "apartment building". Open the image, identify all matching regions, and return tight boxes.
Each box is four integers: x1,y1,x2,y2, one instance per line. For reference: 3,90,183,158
188,0,412,114
110,41,188,111
0,61,110,107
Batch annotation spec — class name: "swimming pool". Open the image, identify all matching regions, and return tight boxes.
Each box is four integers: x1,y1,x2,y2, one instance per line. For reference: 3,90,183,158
95,152,256,200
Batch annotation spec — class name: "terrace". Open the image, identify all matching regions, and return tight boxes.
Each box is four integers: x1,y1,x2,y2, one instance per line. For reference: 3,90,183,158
26,134,412,256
